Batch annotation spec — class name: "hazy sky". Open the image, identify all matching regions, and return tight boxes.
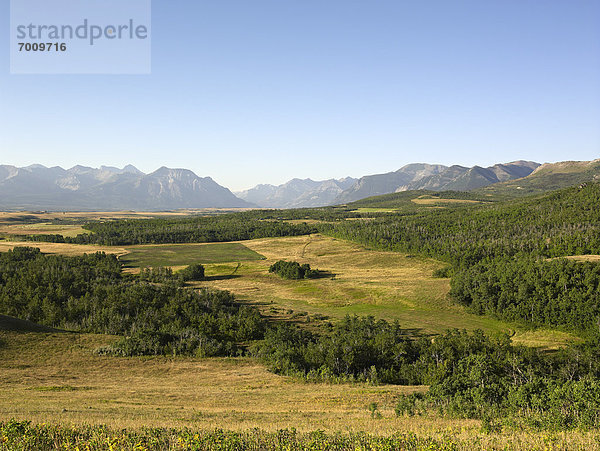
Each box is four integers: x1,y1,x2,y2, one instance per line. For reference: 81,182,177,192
1,1,599,191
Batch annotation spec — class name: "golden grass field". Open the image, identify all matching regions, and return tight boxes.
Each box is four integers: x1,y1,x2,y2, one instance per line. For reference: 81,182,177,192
2,331,599,450
565,255,600,262
0,222,89,238
0,240,128,258
0,209,249,223
0,331,426,433
410,197,482,205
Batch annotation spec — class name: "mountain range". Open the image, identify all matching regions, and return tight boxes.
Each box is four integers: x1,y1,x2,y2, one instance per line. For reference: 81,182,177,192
0,164,250,211
333,161,540,204
1,159,596,211
237,161,540,208
235,177,357,209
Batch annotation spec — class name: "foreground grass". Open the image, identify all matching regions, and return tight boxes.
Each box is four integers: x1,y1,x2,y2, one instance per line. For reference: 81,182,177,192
197,235,576,348
4,421,600,451
0,421,459,451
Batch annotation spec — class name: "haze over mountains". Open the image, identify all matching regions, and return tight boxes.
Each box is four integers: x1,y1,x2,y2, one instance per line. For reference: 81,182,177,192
235,177,357,208
0,164,250,211
242,161,541,207
1,159,597,211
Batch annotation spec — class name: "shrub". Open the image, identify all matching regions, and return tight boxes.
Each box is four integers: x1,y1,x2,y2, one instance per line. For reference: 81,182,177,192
268,260,318,279
179,263,205,281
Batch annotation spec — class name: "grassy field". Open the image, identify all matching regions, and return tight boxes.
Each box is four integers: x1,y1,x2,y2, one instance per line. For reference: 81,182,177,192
0,330,425,433
0,241,128,257
0,209,249,223
119,243,265,269
565,255,600,262
353,207,400,213
0,240,264,271
195,235,576,349
410,197,482,206
1,330,599,450
0,222,88,238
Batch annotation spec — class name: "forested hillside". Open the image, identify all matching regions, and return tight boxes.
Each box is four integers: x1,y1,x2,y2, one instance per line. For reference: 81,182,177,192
323,183,600,332
325,184,600,263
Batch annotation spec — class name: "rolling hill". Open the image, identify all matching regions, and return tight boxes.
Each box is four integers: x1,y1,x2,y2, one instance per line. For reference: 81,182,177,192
476,159,600,197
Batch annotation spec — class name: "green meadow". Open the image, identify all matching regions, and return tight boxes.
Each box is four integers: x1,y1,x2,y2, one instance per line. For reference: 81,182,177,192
119,242,265,268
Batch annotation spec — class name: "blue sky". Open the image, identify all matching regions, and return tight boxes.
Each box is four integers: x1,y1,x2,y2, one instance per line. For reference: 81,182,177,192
1,1,599,191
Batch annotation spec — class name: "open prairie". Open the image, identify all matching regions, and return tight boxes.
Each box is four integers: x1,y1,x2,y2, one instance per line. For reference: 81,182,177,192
0,209,248,223
0,222,88,238
410,197,482,206
0,330,425,432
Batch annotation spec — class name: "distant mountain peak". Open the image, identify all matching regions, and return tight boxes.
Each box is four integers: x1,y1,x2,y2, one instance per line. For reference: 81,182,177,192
122,164,143,174
237,176,358,208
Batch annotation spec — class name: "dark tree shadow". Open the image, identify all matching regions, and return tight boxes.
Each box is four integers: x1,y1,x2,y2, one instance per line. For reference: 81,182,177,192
202,274,242,282
308,270,337,280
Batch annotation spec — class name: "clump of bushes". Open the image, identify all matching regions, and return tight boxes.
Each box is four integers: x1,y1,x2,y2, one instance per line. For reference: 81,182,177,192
269,260,318,279
179,263,205,281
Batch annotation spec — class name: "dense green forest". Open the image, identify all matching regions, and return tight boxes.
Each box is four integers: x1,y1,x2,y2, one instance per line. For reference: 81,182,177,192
13,213,318,245
323,184,600,264
0,248,264,356
450,257,600,330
